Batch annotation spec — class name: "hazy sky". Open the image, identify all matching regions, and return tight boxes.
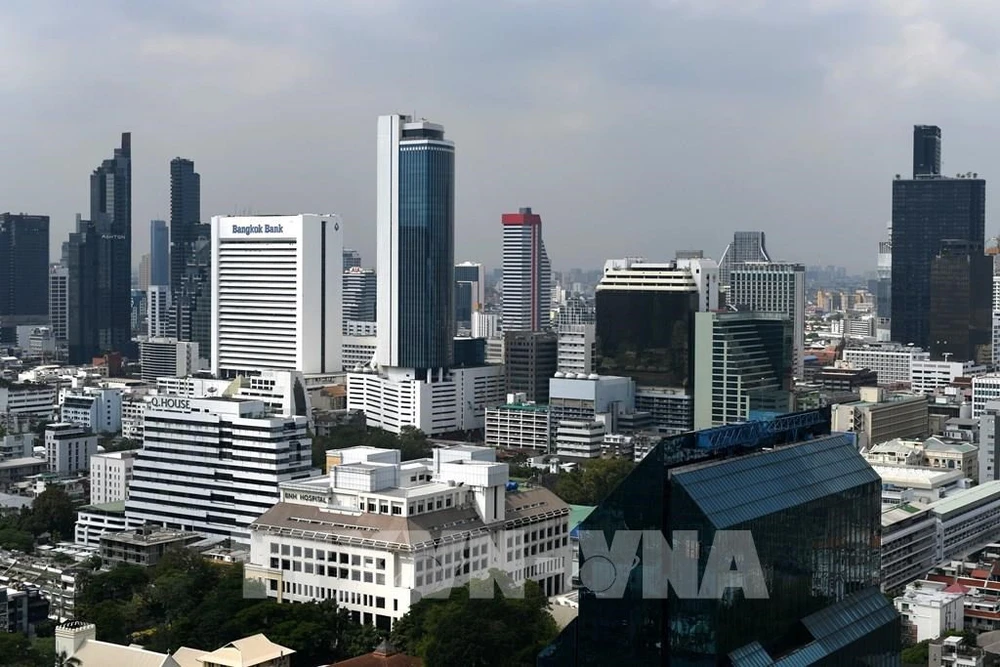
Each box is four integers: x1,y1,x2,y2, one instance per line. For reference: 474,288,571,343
3,0,999,274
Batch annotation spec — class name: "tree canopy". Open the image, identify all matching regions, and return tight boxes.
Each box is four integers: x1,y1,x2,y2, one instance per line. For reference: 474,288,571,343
0,485,79,552
549,457,635,506
391,576,558,667
312,422,432,470
74,548,383,666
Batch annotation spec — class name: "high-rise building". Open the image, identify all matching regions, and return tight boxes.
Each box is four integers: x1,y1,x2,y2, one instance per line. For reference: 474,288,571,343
595,256,718,391
557,323,595,375
48,265,69,343
146,285,171,338
718,230,770,292
501,208,551,332
67,134,132,363
876,222,892,341
455,260,485,329
125,397,316,545
538,409,901,665
504,330,558,403
993,275,1000,367
375,114,455,371
137,253,150,291
892,126,985,349
343,248,362,270
929,239,992,362
343,266,377,334
693,310,793,429
729,261,806,378
210,214,343,377
168,158,211,360
0,214,50,336
149,220,169,288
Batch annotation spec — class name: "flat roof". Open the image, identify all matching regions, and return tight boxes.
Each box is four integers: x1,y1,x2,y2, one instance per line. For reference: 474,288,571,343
929,481,1000,518
871,465,964,489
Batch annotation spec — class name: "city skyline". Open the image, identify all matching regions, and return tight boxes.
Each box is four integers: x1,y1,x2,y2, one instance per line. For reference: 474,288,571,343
5,3,1000,274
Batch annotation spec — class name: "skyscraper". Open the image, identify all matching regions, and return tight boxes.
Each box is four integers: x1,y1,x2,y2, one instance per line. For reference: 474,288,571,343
375,114,455,371
211,214,342,377
595,256,718,391
48,264,69,343
929,239,991,362
718,230,770,292
168,158,210,360
501,208,551,332
729,261,805,378
455,260,485,329
892,126,985,349
539,409,900,665
343,248,362,271
0,214,50,335
343,266,377,333
68,134,132,363
149,220,169,287
876,222,892,341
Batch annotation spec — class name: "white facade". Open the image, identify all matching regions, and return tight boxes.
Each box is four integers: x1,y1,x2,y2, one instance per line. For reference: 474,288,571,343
147,285,171,338
139,338,200,383
59,387,122,434
0,432,34,460
979,401,1000,483
548,374,636,435
557,324,595,375
843,345,930,386
599,256,719,313
125,397,319,544
895,580,965,642
342,335,377,372
244,445,571,629
994,275,1000,367
75,506,142,547
211,214,343,376
501,207,552,332
929,482,1000,561
48,265,69,342
0,383,57,420
729,261,806,378
912,359,988,395
472,311,500,339
155,369,311,418
89,451,136,504
554,420,605,459
485,398,550,451
120,395,149,440
973,374,1000,418
347,365,505,435
45,424,98,474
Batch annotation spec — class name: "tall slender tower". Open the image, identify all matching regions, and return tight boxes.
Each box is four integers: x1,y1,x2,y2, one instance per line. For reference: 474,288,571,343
69,133,131,363
375,114,455,372
502,207,552,332
169,158,201,296
169,158,211,359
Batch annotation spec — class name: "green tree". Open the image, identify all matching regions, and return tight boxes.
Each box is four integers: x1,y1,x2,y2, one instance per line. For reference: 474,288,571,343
26,486,76,539
552,458,634,505
397,426,431,461
0,527,35,552
901,640,929,665
392,577,557,667
0,632,50,666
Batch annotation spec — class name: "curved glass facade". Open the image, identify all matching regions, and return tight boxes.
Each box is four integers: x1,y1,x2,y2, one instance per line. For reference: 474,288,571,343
595,289,698,390
397,143,455,370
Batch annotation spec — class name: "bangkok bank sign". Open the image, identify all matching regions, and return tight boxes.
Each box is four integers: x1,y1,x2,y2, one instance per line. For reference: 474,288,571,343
231,223,285,236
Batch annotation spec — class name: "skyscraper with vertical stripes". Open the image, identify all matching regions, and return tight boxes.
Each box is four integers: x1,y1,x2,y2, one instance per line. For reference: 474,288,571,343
501,207,551,332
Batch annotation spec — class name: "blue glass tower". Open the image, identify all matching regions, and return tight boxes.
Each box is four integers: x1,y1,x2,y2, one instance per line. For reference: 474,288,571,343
376,115,455,372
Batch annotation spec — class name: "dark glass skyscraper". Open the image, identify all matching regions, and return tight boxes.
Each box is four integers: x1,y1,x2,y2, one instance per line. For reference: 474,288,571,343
149,220,169,287
929,239,992,362
168,157,209,359
376,115,455,371
0,213,49,320
891,126,985,350
68,133,132,363
538,409,901,665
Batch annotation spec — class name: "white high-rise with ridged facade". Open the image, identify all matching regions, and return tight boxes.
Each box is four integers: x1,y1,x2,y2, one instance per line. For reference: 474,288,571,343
211,214,342,377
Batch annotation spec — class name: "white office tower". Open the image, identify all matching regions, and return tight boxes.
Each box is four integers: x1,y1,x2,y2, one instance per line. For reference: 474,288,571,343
211,214,343,377
343,267,377,335
501,207,552,332
139,337,200,383
244,445,571,628
45,424,98,474
729,262,806,378
125,397,318,545
876,224,892,342
472,311,500,339
557,323,595,375
993,275,1000,367
350,115,505,434
147,285,171,338
48,264,69,343
59,387,122,434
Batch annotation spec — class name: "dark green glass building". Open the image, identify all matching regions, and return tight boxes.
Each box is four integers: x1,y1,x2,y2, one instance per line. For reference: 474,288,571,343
538,409,900,666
